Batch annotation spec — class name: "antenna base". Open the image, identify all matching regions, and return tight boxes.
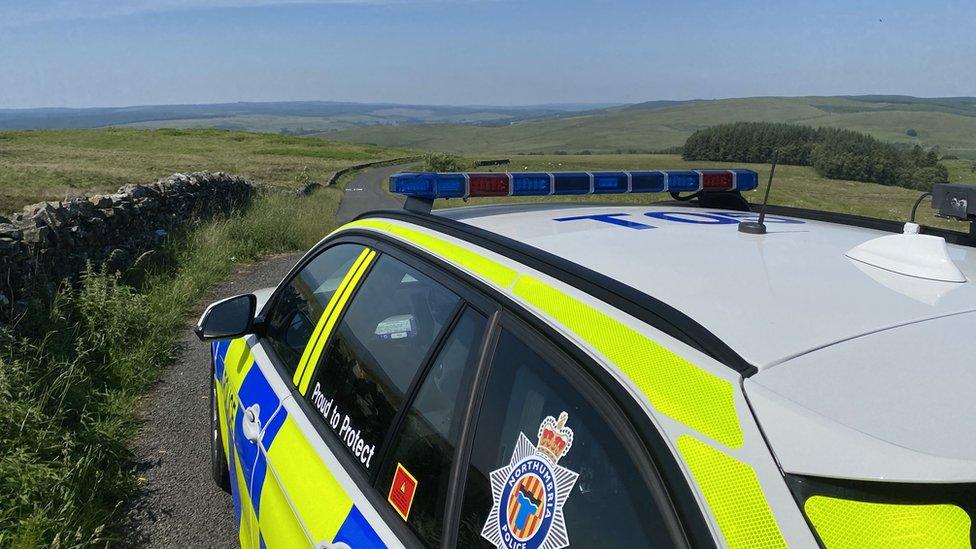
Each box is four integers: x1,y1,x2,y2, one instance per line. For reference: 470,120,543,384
738,221,767,235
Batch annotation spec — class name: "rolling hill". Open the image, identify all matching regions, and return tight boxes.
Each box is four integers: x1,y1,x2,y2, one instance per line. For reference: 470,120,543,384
0,101,619,133
326,96,976,159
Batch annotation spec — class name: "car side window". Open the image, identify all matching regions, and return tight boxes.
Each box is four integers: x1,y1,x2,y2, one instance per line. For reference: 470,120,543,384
264,244,366,377
303,254,461,474
378,308,488,547
457,328,677,548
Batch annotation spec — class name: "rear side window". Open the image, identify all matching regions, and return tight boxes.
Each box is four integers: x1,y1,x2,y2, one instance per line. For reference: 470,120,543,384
264,244,366,377
457,329,677,548
304,254,461,473
378,308,488,546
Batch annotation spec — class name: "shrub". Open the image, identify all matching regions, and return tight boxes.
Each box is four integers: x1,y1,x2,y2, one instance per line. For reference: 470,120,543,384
906,128,918,137
421,152,467,172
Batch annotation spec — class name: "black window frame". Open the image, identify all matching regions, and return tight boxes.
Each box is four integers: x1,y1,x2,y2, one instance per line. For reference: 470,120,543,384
371,303,492,547
256,241,371,387
256,228,713,549
258,242,370,382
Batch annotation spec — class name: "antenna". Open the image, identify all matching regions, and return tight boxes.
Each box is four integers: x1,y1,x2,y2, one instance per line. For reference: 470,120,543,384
738,151,778,235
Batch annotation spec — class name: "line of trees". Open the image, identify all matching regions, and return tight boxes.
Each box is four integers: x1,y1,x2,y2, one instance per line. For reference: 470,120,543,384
682,122,948,190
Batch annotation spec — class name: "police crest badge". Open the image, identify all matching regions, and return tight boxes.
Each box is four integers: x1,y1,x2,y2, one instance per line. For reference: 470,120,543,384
481,412,579,549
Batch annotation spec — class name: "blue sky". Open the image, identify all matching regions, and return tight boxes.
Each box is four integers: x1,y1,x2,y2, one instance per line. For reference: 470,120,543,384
0,0,973,108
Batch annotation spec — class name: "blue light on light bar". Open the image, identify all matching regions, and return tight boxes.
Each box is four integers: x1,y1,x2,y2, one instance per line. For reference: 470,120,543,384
592,172,628,194
667,171,702,192
553,172,591,195
730,169,758,190
631,171,666,192
511,173,552,196
389,169,758,199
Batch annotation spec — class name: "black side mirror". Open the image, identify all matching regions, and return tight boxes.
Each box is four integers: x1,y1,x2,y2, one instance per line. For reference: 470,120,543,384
195,294,257,341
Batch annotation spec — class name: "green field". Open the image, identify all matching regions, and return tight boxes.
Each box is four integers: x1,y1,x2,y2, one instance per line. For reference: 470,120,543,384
432,154,972,232
0,128,407,213
330,96,976,160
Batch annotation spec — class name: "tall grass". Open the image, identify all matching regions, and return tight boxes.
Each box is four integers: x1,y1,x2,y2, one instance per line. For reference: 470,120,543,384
0,187,342,547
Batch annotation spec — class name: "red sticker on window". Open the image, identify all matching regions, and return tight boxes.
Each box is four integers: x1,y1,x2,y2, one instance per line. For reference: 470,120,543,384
388,463,418,521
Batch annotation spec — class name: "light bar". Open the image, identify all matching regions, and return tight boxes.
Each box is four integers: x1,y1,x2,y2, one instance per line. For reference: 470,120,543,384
390,169,758,199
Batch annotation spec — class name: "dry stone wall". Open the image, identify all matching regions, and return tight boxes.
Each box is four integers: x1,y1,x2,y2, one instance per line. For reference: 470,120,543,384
0,172,254,311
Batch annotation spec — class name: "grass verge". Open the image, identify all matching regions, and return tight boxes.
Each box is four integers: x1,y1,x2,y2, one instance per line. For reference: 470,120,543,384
0,128,408,212
0,186,342,547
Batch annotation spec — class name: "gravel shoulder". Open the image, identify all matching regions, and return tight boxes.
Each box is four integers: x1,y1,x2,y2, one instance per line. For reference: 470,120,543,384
119,253,300,547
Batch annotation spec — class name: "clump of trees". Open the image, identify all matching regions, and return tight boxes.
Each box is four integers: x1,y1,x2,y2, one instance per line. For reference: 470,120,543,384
682,122,948,190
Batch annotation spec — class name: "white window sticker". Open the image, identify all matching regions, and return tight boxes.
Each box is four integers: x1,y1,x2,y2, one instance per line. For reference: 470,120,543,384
310,382,377,469
374,314,417,340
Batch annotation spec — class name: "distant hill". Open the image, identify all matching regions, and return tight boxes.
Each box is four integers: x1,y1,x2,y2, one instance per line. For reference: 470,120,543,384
326,96,976,159
0,101,619,133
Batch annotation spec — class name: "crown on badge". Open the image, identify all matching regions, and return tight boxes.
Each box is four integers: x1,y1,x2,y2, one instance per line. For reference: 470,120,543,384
536,412,574,464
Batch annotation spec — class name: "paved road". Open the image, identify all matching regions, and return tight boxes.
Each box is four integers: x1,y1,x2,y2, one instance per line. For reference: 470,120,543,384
335,162,407,224
119,163,409,547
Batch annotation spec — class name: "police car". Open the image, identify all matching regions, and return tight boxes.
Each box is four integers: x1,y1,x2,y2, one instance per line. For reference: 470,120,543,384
196,169,976,548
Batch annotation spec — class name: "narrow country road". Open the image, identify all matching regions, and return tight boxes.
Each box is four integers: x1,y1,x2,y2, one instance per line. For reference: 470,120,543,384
119,162,411,547
335,162,407,224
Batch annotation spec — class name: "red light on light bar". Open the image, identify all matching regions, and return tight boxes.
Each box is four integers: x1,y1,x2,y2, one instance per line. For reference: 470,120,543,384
701,171,734,191
468,173,510,196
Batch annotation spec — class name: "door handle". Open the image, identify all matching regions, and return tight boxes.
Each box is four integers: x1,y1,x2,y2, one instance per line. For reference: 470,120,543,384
242,403,262,443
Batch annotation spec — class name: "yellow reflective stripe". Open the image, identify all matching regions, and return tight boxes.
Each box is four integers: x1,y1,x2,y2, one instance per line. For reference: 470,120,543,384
805,495,971,549
677,436,786,549
225,337,254,397
293,247,373,387
256,475,309,548
336,219,743,448
216,378,231,462
341,219,519,288
265,416,354,543
235,448,259,549
513,275,744,449
298,250,377,395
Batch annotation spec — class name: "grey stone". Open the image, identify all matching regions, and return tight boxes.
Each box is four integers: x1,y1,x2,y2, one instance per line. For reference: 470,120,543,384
90,195,113,209
0,223,22,239
22,225,52,243
123,184,160,199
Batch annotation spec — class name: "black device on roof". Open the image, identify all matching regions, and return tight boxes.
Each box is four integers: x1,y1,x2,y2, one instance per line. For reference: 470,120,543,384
932,183,976,222
932,182,976,240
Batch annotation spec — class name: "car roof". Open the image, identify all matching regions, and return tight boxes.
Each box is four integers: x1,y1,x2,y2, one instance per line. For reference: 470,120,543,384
438,203,976,370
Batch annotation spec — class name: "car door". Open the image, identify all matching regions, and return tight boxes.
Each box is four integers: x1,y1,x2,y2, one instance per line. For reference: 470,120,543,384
216,242,370,547
256,241,488,547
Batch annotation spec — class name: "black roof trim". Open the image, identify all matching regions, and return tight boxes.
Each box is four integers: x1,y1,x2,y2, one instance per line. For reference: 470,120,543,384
354,208,758,376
